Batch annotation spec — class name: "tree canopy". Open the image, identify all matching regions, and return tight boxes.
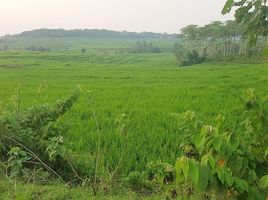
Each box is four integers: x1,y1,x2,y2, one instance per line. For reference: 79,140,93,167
222,0,268,44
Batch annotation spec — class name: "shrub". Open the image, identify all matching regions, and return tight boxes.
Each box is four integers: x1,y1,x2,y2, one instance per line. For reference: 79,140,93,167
172,89,268,200
0,88,86,184
176,50,207,67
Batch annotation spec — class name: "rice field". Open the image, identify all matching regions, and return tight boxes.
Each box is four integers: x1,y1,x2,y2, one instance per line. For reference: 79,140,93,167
1,50,268,179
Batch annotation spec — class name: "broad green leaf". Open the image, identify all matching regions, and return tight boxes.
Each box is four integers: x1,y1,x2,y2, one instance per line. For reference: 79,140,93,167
228,155,243,175
175,166,184,183
217,168,225,185
189,159,199,186
254,0,262,8
259,175,268,189
234,178,249,193
194,134,206,151
234,6,250,23
222,131,231,142
201,154,209,166
211,127,219,137
200,125,212,135
175,170,184,184
222,0,234,14
230,135,240,148
198,165,210,191
215,114,225,129
247,186,266,200
224,170,234,187
208,154,215,169
213,136,223,152
175,156,189,183
181,159,189,179
201,153,215,168
224,143,236,158
265,147,268,157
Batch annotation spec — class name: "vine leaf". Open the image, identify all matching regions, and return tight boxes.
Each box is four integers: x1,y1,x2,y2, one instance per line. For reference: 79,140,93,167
259,175,268,190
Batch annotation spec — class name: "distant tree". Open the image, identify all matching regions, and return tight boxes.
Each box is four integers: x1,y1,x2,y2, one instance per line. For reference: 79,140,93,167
222,0,268,44
26,46,36,51
151,47,161,53
38,46,46,52
13,29,176,40
81,48,86,53
180,25,199,40
128,41,161,53
175,19,266,64
176,50,206,67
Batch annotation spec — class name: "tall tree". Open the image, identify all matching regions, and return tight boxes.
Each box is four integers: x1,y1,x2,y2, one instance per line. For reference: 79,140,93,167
222,0,268,44
180,25,199,40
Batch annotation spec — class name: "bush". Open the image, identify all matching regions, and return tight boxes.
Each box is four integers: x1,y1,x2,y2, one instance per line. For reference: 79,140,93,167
123,89,268,199
176,50,207,67
0,88,86,184
172,89,268,199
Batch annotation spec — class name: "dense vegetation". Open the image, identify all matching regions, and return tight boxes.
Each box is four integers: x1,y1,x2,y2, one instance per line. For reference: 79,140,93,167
174,0,268,66
175,20,268,66
0,1,267,198
0,49,267,199
222,0,268,44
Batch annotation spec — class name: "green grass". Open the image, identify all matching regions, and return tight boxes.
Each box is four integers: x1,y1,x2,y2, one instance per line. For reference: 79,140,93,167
0,50,268,198
0,177,166,200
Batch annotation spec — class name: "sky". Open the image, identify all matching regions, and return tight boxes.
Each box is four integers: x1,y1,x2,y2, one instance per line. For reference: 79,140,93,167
0,0,233,36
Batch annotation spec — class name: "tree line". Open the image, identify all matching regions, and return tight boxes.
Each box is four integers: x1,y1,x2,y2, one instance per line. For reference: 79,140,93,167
4,29,176,40
175,20,268,66
128,41,161,53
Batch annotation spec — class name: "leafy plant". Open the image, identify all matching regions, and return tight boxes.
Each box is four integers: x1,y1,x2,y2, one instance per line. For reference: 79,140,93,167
173,89,268,199
0,87,85,184
7,147,30,179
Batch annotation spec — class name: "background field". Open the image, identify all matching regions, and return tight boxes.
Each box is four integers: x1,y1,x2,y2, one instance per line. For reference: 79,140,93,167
0,46,268,178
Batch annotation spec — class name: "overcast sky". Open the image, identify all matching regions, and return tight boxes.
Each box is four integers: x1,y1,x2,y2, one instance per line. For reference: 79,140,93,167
0,0,233,36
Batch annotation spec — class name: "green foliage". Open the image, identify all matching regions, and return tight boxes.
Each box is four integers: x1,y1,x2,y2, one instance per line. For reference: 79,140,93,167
7,147,30,178
222,0,268,44
177,20,267,63
176,49,207,66
147,161,174,185
0,88,84,183
125,171,156,194
0,51,268,198
259,175,268,189
173,89,268,199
